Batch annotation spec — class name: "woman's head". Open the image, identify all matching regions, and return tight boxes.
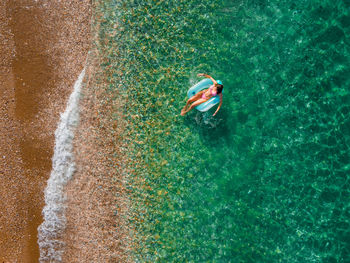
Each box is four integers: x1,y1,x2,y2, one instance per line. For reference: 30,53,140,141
215,84,223,94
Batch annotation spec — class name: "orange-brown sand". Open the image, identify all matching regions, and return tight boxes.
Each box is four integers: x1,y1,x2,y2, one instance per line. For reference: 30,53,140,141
0,0,90,261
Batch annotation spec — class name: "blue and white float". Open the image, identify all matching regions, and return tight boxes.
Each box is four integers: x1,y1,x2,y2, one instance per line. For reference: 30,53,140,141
187,79,223,112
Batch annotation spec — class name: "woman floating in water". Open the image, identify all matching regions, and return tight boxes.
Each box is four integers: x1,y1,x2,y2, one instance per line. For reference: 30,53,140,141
181,73,223,116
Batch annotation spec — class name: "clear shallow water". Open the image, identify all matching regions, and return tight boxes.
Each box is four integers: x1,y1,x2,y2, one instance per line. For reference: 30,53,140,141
97,0,349,262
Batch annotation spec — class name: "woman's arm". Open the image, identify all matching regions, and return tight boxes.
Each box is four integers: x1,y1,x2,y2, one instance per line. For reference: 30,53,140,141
197,73,217,85
213,93,223,116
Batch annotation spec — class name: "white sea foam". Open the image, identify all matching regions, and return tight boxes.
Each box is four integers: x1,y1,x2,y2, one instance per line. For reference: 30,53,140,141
37,68,86,262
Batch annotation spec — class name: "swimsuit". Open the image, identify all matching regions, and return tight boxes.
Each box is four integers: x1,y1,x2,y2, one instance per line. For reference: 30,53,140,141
201,85,217,99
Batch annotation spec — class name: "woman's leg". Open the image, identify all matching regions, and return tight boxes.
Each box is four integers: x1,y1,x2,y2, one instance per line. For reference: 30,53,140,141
181,92,204,114
181,98,208,115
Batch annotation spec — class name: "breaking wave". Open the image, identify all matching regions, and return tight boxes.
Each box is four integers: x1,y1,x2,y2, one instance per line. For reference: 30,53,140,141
37,67,86,262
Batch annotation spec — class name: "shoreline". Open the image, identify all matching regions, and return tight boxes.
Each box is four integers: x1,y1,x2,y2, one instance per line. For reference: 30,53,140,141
0,0,91,261
61,46,131,261
60,3,134,260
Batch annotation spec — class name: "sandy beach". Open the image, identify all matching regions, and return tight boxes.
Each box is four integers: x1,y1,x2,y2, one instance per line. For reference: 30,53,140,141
0,0,90,261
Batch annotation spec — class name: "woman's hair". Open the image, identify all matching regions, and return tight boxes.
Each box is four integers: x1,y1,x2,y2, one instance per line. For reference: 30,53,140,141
216,84,223,94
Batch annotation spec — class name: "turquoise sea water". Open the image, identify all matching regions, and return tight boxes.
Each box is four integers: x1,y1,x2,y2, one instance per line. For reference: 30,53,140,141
96,0,349,262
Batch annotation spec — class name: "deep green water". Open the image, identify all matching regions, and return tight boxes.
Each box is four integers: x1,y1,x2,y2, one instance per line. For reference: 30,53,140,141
96,0,349,262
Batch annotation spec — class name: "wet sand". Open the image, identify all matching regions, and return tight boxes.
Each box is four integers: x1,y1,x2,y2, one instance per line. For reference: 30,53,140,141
62,49,131,262
0,0,90,261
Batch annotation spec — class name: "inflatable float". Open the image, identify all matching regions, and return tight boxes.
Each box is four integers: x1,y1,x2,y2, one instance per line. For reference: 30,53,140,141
187,79,223,112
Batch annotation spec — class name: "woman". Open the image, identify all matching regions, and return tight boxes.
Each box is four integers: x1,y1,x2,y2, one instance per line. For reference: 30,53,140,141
181,73,223,116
